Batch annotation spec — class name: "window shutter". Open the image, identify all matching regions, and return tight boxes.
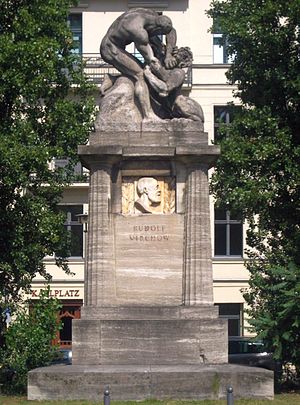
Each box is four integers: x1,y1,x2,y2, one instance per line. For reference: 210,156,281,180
128,0,168,9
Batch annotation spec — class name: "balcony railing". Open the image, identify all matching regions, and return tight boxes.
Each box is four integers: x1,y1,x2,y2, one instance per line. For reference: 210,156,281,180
82,53,119,84
81,53,193,88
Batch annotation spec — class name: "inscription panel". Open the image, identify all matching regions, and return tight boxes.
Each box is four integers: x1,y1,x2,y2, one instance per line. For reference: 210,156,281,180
114,214,184,305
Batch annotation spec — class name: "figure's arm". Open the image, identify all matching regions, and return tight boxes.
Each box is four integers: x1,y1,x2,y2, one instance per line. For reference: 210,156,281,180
149,59,169,82
134,30,158,65
144,65,168,97
164,28,177,69
136,42,158,64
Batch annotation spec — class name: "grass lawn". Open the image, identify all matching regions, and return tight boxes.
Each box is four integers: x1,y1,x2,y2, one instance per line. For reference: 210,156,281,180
1,395,300,405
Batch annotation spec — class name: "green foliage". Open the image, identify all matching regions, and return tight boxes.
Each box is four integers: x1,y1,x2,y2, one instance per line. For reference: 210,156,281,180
208,0,300,373
0,289,61,394
0,0,95,306
244,261,300,368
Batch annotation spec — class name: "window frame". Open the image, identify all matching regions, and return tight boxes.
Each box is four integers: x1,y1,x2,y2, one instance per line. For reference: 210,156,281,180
67,13,82,55
216,303,243,336
214,209,243,258
59,204,84,258
212,25,233,64
213,105,242,143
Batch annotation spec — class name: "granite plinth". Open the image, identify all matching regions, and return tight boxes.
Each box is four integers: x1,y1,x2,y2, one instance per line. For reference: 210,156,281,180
94,116,204,135
72,306,228,366
28,364,274,401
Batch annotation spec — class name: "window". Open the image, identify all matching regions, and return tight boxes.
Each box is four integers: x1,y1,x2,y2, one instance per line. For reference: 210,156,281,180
132,45,145,63
54,158,82,175
212,17,233,64
40,302,83,348
54,158,89,182
214,208,243,257
214,105,241,142
68,14,82,54
59,205,83,257
58,303,82,348
213,33,231,64
216,303,243,336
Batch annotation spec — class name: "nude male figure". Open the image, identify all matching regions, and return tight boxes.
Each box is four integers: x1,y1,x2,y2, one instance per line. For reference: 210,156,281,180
100,9,177,120
143,47,204,122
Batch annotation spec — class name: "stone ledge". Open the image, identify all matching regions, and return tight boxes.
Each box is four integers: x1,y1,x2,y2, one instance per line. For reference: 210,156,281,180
78,144,220,168
81,305,220,320
176,145,220,156
28,364,274,401
94,118,204,135
71,317,228,365
89,131,209,144
78,144,123,156
123,146,175,157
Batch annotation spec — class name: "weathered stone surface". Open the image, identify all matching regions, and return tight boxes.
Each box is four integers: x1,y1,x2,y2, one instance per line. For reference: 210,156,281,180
94,68,205,136
122,176,175,215
80,305,220,320
77,145,220,172
72,315,228,365
173,95,204,122
28,364,274,401
72,305,228,367
99,10,177,120
98,9,204,125
97,76,143,132
114,215,184,306
122,146,175,157
92,122,206,143
183,164,213,305
71,140,229,371
85,164,116,306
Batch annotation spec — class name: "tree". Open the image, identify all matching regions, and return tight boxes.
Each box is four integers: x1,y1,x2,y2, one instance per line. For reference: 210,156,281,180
207,0,300,373
0,289,61,393
0,1,94,309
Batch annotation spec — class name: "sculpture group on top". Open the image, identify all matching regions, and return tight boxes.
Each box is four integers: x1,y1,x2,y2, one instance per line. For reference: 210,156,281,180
99,8,204,123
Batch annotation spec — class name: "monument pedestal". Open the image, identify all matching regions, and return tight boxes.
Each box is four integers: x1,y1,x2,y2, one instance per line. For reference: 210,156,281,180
72,306,227,366
70,130,230,368
28,124,274,399
28,364,273,401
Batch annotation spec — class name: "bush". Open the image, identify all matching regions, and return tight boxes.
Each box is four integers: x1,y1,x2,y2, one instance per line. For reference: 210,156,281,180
0,289,61,394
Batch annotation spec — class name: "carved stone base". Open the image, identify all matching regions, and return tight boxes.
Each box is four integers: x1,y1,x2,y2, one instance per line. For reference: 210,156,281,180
71,306,228,366
28,364,274,401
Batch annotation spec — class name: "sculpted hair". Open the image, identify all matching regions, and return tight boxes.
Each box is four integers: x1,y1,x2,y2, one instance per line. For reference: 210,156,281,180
174,46,193,68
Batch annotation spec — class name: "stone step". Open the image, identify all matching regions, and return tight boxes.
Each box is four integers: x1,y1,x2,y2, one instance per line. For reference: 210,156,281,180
81,305,220,320
28,364,274,401
72,317,228,365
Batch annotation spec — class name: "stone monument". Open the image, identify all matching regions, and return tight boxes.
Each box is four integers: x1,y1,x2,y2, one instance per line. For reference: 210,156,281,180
28,8,274,400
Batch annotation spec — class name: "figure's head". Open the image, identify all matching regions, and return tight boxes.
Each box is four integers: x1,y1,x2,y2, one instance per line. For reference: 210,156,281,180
155,15,173,34
173,46,193,68
137,177,161,204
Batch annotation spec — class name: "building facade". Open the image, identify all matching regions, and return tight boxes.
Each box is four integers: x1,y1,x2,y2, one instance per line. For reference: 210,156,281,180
30,0,249,346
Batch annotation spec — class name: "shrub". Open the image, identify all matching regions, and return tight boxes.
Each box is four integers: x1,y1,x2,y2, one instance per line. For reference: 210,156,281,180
0,288,61,394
